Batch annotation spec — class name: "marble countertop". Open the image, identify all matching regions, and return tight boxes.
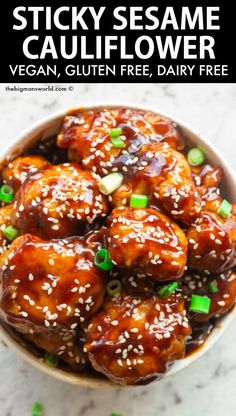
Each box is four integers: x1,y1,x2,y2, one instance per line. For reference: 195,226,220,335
0,83,236,416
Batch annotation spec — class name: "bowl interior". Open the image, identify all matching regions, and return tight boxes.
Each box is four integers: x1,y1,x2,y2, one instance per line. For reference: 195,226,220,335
0,105,235,388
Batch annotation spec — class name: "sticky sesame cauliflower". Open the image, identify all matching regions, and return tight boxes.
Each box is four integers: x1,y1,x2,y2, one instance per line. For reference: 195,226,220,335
0,106,235,386
11,163,108,239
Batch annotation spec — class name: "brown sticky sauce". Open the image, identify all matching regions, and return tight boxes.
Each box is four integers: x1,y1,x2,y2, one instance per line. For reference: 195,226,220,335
23,135,68,165
185,321,213,356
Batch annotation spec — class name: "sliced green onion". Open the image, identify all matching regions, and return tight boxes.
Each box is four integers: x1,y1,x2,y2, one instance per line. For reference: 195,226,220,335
110,127,125,148
111,413,123,416
217,199,232,219
44,352,58,368
157,282,178,298
110,128,123,138
130,194,148,208
94,248,114,271
208,280,219,294
0,184,14,203
32,402,43,416
99,173,123,195
107,279,122,296
111,136,125,148
189,294,211,314
187,147,205,166
3,225,19,241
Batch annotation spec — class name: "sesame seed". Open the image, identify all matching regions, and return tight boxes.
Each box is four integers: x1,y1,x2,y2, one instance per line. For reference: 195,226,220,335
130,328,139,333
218,301,226,307
117,359,123,367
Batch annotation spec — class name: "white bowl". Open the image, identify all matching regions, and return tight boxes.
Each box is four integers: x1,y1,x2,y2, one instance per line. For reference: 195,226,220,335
0,104,235,388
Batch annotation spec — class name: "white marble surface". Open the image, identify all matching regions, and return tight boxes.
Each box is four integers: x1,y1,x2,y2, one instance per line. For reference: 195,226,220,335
0,83,236,416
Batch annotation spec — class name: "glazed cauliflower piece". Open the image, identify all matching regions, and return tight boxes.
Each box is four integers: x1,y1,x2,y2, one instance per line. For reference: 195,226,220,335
187,208,236,274
111,142,202,225
107,207,187,281
182,270,236,322
11,163,108,239
84,292,191,385
57,107,184,176
2,155,50,192
0,230,107,369
192,164,223,213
